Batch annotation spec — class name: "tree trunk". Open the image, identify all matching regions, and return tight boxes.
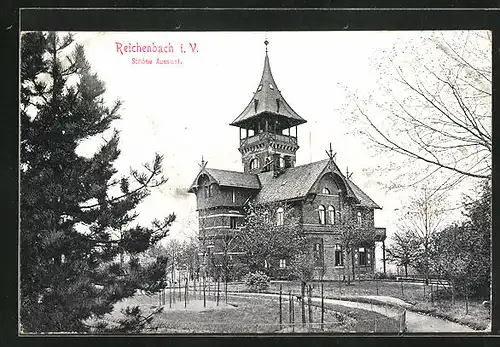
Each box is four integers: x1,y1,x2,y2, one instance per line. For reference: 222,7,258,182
405,264,408,278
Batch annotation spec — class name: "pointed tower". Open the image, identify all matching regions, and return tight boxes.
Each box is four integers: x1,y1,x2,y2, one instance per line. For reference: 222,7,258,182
230,39,307,174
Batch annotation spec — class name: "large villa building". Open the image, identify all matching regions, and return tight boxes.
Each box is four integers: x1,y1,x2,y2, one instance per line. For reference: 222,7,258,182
188,41,386,280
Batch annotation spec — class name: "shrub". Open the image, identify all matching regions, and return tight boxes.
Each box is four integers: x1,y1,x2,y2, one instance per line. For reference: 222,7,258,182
243,271,270,292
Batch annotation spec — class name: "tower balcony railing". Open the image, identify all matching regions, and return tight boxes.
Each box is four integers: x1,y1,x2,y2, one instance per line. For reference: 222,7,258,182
240,132,298,148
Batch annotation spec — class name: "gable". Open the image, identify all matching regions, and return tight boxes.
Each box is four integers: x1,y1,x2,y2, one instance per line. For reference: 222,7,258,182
254,160,329,204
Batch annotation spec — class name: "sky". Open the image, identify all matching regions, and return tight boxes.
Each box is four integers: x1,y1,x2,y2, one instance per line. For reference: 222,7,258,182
68,31,489,266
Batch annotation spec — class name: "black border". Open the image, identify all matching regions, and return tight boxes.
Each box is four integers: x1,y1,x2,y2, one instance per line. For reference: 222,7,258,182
4,5,500,347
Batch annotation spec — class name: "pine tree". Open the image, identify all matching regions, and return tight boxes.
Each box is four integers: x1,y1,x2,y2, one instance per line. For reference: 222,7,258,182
20,32,175,333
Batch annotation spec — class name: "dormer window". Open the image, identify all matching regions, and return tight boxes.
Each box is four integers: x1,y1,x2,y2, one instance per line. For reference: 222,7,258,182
322,187,330,194
204,184,213,198
257,84,263,91
269,83,274,90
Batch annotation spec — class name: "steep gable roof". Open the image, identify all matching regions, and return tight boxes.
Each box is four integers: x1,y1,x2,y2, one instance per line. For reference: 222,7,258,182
253,159,381,209
346,178,381,209
188,167,261,192
254,160,329,204
188,162,381,210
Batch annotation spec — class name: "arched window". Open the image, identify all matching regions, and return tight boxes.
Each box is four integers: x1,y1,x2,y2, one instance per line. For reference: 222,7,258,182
318,205,326,224
328,205,335,224
276,207,284,226
357,211,362,225
250,158,259,170
322,187,330,194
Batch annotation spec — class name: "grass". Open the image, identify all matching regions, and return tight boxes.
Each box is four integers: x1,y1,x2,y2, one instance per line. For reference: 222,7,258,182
94,290,401,333
226,280,490,330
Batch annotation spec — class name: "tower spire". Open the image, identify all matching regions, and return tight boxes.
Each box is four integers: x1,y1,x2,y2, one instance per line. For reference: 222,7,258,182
264,37,269,54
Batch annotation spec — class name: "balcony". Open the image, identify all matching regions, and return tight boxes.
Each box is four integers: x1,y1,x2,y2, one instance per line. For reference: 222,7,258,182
240,132,298,148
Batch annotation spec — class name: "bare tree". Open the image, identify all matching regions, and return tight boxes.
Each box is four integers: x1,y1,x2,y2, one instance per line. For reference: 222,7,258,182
347,31,491,190
398,187,447,283
337,210,376,284
385,229,420,278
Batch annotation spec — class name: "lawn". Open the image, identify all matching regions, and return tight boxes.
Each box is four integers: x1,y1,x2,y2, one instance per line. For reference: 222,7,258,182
225,280,490,330
91,290,401,333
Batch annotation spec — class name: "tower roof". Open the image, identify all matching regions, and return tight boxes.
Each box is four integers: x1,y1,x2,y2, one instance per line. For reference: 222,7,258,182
230,47,307,129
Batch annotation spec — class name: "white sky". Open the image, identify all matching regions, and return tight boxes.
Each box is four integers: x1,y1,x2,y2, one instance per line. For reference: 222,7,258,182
70,31,487,247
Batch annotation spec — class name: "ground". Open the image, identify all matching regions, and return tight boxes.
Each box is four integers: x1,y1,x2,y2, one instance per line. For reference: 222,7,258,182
89,279,489,333
242,280,490,330
91,289,401,333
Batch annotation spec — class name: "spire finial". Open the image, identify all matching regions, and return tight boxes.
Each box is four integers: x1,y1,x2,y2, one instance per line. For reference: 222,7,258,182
264,37,269,54
325,142,337,162
199,155,207,170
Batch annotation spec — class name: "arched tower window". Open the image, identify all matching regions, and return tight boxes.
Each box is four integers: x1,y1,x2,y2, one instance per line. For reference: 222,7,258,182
357,211,362,225
322,187,330,194
276,207,284,226
250,158,259,170
328,205,335,224
318,205,326,224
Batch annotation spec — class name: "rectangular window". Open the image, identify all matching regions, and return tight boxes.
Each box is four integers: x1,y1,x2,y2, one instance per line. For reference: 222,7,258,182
359,247,367,266
334,244,343,266
230,217,238,229
313,243,322,266
232,189,235,203
279,259,286,268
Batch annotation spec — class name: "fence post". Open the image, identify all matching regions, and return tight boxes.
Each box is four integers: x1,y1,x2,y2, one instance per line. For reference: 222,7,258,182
401,281,404,296
431,283,434,304
279,284,283,330
423,282,426,300
374,317,377,333
203,276,206,308
321,283,324,330
173,280,176,304
376,277,379,296
179,280,182,301
292,294,295,332
217,279,220,306
184,278,188,308
308,285,313,328
169,282,172,308
289,290,292,328
338,274,342,295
